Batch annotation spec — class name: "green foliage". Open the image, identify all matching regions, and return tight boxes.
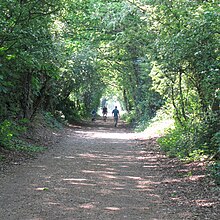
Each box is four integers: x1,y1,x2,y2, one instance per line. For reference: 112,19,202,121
0,120,27,147
0,0,64,120
43,112,63,130
158,113,219,160
134,106,174,135
158,125,187,158
0,119,44,153
148,0,219,165
0,120,14,145
187,149,208,162
43,187,49,191
134,118,151,132
5,139,45,153
208,161,220,185
121,110,136,124
0,114,64,153
211,131,220,153
0,155,5,161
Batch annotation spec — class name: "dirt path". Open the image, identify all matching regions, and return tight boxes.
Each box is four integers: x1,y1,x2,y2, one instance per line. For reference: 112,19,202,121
0,118,219,220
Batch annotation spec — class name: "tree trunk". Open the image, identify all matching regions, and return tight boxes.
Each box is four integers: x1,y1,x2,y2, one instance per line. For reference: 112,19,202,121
20,70,33,119
178,68,187,121
30,74,50,120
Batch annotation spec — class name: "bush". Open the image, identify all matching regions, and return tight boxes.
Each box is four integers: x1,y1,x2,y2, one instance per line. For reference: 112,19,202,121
0,119,27,147
158,125,188,158
0,114,60,153
208,160,220,185
0,120,14,145
6,139,45,153
158,119,213,160
121,111,136,124
43,112,64,129
211,131,220,155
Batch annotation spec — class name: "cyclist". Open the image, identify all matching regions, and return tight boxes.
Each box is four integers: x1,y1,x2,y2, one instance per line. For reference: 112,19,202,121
102,106,108,121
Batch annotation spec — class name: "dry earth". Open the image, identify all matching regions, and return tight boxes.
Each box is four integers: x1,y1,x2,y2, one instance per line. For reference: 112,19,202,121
0,118,219,220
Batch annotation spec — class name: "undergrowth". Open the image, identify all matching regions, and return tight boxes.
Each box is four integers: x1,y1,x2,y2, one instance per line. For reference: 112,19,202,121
0,111,63,155
208,160,220,185
157,112,220,185
4,139,46,153
131,107,220,185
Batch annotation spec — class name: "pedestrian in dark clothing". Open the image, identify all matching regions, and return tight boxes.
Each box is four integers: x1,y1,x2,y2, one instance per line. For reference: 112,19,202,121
91,109,96,121
112,106,120,127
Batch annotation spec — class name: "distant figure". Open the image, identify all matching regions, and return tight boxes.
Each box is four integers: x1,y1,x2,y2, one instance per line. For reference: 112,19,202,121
102,106,108,121
112,106,120,127
91,109,96,121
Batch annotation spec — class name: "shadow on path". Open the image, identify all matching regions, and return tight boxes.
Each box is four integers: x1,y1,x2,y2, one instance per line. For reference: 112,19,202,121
0,119,219,220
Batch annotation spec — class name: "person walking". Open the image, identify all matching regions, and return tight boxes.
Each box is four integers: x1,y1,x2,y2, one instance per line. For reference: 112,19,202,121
91,109,96,121
112,106,120,127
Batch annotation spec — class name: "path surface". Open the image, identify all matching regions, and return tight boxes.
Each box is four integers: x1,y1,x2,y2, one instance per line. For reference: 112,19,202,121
0,118,219,220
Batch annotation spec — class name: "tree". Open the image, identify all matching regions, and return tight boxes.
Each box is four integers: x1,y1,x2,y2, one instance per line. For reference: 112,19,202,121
0,0,63,120
148,0,220,155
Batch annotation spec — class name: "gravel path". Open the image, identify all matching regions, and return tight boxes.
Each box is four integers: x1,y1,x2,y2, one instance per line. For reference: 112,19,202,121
0,119,219,220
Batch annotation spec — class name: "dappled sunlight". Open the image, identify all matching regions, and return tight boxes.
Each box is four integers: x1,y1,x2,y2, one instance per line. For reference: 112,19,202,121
47,202,61,206
82,170,118,176
18,121,218,220
137,180,161,188
63,178,87,181
62,178,96,186
28,148,218,220
74,129,136,140
29,136,219,220
79,203,96,209
35,187,49,191
67,118,145,142
125,176,142,180
105,207,121,211
195,200,217,207
31,144,167,218
188,175,206,181
142,165,159,168
162,178,183,184
99,189,114,195
77,152,136,162
77,153,100,159
102,174,117,179
137,119,174,139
